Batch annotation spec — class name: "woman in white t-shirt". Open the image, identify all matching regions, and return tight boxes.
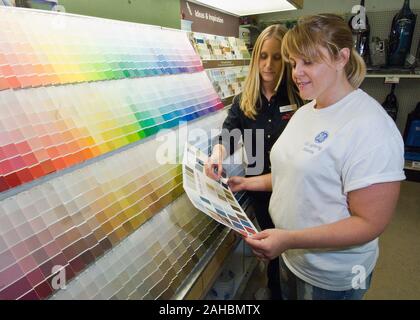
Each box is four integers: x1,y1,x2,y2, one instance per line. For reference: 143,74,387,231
228,14,405,300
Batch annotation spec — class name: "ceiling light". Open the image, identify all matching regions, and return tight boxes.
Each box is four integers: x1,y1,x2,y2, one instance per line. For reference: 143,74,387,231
189,0,298,16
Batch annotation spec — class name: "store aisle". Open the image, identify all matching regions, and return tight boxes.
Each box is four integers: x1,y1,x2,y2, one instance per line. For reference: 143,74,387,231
365,180,420,300
240,181,420,300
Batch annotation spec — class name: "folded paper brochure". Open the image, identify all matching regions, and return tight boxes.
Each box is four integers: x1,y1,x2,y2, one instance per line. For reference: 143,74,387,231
182,143,257,237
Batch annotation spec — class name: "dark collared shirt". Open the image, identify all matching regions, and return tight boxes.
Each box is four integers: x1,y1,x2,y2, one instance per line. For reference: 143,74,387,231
218,80,295,175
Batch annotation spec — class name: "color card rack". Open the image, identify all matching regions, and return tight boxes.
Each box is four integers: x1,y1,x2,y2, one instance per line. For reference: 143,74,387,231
0,7,249,300
188,32,251,110
188,33,251,61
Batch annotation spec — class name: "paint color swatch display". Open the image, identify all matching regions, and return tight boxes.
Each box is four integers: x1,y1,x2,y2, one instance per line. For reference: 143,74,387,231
0,108,230,300
51,196,228,300
0,7,203,91
206,66,249,99
0,142,182,299
183,144,257,237
0,73,223,192
189,33,251,60
0,6,238,300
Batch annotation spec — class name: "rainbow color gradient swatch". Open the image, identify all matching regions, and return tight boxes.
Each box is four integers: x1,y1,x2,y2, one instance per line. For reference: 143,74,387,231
0,8,203,90
0,73,223,192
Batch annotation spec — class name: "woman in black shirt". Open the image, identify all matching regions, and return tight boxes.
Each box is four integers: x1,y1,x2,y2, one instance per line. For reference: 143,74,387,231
205,24,301,300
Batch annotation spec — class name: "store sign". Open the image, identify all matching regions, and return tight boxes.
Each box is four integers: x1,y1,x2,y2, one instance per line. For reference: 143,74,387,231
194,8,224,24
180,0,239,37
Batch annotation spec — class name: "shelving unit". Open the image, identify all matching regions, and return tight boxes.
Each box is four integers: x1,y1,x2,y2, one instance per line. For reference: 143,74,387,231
204,237,258,300
188,32,251,110
366,68,420,79
203,208,259,300
239,24,260,30
238,24,260,52
405,160,420,171
202,59,250,69
201,59,250,108
404,160,420,182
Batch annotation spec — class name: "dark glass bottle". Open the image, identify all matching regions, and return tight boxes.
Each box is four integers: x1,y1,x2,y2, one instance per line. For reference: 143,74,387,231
388,0,417,67
382,84,399,121
349,0,371,65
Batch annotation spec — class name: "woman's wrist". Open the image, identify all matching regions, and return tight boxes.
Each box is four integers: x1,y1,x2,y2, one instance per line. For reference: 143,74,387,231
242,177,249,191
212,144,226,160
284,229,297,250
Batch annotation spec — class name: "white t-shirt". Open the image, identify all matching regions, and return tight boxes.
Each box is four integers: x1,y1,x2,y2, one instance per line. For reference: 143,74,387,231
269,89,405,291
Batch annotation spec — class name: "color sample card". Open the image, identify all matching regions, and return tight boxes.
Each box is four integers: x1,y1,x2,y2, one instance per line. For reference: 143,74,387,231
189,32,251,60
0,72,224,193
206,66,249,99
182,144,257,237
0,7,203,91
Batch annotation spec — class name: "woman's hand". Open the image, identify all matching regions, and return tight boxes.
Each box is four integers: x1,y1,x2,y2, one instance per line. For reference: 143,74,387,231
227,176,248,192
205,154,222,180
244,229,292,261
205,145,225,180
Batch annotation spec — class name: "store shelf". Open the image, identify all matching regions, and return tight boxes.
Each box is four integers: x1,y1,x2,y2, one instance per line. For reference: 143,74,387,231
366,68,420,79
176,228,238,300
239,24,260,30
178,189,254,300
204,235,258,300
405,160,420,171
366,74,420,79
404,160,420,182
221,95,235,107
203,59,251,69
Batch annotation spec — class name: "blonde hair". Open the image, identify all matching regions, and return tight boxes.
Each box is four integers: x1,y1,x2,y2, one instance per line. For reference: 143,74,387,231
240,24,301,119
281,14,366,89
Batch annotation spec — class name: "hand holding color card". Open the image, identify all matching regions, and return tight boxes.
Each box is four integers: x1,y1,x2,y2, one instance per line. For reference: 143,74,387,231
182,143,257,237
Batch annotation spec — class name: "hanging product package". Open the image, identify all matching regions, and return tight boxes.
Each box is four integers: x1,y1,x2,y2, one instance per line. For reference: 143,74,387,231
388,0,417,67
370,37,388,67
382,84,399,121
403,102,420,161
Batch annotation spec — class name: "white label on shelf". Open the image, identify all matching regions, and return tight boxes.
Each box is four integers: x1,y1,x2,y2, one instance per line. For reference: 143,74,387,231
384,76,400,84
412,161,420,169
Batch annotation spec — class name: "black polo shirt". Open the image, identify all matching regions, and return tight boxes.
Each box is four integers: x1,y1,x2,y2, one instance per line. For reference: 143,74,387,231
218,80,295,176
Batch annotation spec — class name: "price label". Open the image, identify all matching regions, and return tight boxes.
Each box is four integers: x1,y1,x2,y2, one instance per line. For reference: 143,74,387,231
412,161,420,169
384,76,400,84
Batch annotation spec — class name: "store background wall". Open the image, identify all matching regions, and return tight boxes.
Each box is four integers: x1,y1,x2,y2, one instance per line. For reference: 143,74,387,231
253,0,420,134
34,0,181,29
255,0,420,21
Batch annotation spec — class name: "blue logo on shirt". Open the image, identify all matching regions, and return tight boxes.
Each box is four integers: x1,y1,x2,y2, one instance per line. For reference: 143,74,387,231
315,131,329,143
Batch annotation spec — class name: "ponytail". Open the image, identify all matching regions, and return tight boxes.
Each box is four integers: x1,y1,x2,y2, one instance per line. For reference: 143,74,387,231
346,48,366,88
